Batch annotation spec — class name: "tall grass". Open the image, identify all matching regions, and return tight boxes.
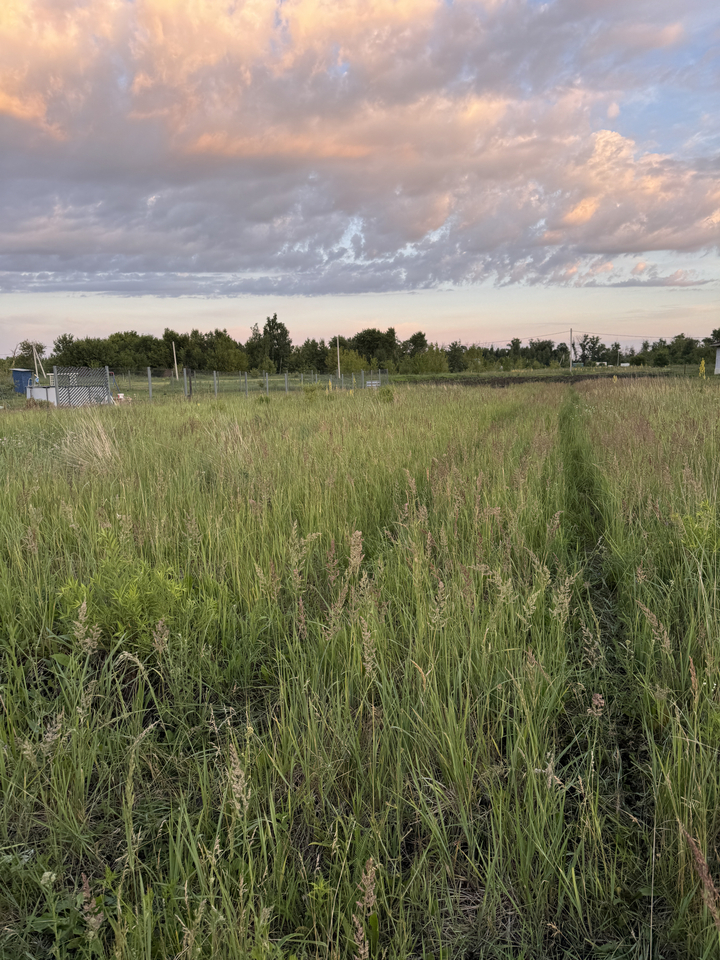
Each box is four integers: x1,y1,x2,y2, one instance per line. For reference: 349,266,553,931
0,382,718,958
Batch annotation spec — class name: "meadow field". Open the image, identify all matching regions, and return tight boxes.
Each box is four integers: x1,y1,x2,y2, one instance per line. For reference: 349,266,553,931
1,380,719,959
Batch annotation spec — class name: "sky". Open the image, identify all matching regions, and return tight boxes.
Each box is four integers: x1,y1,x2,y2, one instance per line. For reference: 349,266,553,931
0,0,718,355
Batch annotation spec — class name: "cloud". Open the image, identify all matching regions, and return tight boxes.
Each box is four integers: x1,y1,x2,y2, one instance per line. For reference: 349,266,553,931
595,267,714,288
0,0,717,296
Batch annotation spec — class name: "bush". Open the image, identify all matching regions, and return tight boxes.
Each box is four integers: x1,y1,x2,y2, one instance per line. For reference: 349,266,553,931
378,385,395,403
303,383,320,402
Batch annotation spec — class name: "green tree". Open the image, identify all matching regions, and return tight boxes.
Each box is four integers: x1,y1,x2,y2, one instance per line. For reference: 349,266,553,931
244,324,269,371
330,347,366,374
446,341,466,372
351,327,401,368
12,339,46,370
290,338,328,373
204,329,248,371
403,343,449,374
401,332,428,358
578,334,603,364
263,314,292,372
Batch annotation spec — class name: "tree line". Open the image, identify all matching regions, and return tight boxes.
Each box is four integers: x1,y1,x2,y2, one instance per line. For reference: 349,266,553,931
6,318,720,376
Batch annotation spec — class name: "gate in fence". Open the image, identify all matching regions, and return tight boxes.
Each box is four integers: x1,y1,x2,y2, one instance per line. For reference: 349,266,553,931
53,366,112,407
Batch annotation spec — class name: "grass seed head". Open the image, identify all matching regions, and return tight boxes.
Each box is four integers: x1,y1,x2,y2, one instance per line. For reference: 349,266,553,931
348,530,364,578
637,600,671,654
681,826,720,932
73,600,101,655
360,617,376,679
152,619,169,656
81,873,105,941
587,693,605,718
228,743,251,818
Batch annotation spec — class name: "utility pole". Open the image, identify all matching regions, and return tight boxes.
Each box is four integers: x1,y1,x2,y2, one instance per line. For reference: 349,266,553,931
172,341,179,380
570,328,573,370
31,343,47,382
337,334,341,379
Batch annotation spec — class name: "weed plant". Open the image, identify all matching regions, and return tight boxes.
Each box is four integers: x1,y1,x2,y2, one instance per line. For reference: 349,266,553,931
0,383,718,958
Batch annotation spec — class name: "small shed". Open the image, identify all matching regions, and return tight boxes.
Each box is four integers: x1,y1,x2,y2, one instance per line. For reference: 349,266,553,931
709,342,720,375
11,368,32,394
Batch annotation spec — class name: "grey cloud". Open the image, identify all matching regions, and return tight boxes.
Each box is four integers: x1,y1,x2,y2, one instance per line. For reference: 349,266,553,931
0,0,717,297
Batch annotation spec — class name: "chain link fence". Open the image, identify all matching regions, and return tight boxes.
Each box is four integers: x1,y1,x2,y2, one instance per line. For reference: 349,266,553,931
110,369,389,403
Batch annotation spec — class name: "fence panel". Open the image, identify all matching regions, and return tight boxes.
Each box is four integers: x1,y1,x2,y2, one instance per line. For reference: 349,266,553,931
108,368,389,401
54,366,112,407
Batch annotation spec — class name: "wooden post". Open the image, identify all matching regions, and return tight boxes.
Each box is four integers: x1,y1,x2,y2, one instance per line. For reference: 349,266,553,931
147,367,152,400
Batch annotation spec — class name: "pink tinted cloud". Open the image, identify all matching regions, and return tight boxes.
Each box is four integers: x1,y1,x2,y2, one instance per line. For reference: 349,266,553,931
0,0,717,295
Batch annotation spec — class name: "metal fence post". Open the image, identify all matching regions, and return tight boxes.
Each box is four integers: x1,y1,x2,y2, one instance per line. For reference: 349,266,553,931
213,370,218,399
341,373,344,390
245,371,248,397
147,367,152,400
361,370,365,389
285,372,288,394
301,373,304,386
183,368,188,398
265,372,269,395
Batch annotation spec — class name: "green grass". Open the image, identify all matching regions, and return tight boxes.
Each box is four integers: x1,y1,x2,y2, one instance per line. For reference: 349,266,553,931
1,381,719,958
390,364,700,385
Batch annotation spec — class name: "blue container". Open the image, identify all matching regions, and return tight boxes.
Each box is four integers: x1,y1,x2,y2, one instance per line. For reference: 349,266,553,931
11,368,33,394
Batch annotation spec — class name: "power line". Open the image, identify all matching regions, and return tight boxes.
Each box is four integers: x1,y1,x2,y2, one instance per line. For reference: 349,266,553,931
573,330,707,341
468,329,572,347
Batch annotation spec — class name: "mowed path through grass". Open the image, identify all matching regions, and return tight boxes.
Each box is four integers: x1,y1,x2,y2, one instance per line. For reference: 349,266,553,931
1,382,719,959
